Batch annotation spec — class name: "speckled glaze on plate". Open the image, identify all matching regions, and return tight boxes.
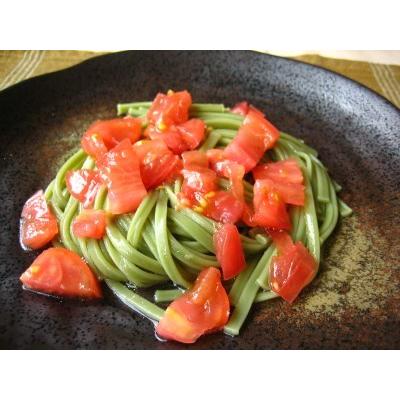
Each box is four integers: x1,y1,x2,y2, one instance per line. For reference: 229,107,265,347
0,51,399,349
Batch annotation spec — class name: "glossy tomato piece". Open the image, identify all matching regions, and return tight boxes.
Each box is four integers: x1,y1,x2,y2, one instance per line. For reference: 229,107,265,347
20,190,58,250
98,138,147,214
81,117,142,159
252,180,291,230
147,90,192,127
252,159,304,184
269,231,317,303
203,191,244,224
156,267,230,343
178,118,205,150
224,110,280,172
213,160,245,201
133,139,182,189
180,167,217,204
66,169,102,208
144,124,189,155
20,247,102,299
206,148,225,166
214,223,246,280
182,150,209,169
72,210,107,239
231,101,249,116
256,178,304,206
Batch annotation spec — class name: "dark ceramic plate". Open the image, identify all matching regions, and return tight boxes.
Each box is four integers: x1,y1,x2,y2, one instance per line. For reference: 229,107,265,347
0,51,399,349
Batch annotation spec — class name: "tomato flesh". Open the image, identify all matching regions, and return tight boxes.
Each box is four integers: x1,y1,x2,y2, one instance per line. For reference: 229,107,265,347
20,247,102,299
98,138,147,214
214,223,246,280
180,167,217,205
269,231,317,303
66,169,102,208
156,267,230,343
20,190,58,250
178,118,205,150
182,150,209,169
81,117,142,159
133,139,181,190
147,90,192,127
144,124,189,155
252,180,291,230
72,209,107,239
203,191,244,224
224,110,280,172
231,101,265,117
252,159,304,184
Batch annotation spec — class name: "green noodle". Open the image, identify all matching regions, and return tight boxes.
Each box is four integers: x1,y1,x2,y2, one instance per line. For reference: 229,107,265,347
44,101,352,335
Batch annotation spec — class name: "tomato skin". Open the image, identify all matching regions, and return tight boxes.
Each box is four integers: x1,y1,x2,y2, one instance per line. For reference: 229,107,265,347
255,178,304,206
252,159,304,184
147,90,192,127
98,138,147,215
20,191,58,250
214,160,245,201
81,117,142,159
133,139,182,190
178,118,205,149
20,247,102,299
214,223,246,280
269,231,317,303
72,210,107,239
156,267,230,343
206,148,225,166
182,150,209,169
66,169,102,208
253,180,291,230
203,191,244,224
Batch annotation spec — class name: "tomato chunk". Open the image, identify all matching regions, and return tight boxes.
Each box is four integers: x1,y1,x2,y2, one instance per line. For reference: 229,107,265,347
214,223,246,280
182,150,209,169
252,159,304,184
20,190,58,250
269,231,317,303
98,138,147,214
81,117,142,160
180,167,217,205
133,139,182,190
203,191,244,224
147,90,192,127
224,110,280,172
20,247,102,299
178,118,205,150
156,267,230,343
256,178,304,206
66,169,102,208
72,210,107,239
231,101,264,117
144,124,189,155
253,179,291,230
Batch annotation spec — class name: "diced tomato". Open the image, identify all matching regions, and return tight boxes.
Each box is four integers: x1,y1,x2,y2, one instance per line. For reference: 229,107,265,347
144,124,188,155
147,90,192,127
252,159,304,184
20,190,58,250
81,117,142,159
256,178,304,206
224,110,280,172
213,160,245,202
252,180,291,230
214,223,246,280
180,167,217,204
20,247,102,299
231,101,249,116
268,231,317,303
133,139,182,189
98,139,147,214
206,148,225,166
72,210,107,239
177,118,205,150
241,203,257,227
66,169,102,208
203,191,244,224
182,150,209,169
156,267,230,343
